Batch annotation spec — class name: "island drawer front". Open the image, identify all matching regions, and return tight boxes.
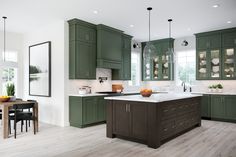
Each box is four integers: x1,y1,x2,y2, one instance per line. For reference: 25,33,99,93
160,102,177,120
160,119,176,140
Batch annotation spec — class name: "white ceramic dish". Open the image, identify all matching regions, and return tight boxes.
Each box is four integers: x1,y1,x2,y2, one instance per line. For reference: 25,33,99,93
212,58,219,65
226,59,234,64
226,49,234,56
199,68,206,73
164,63,168,68
212,66,219,72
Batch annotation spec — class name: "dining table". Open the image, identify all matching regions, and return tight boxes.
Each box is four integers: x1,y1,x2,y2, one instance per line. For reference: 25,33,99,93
0,100,39,139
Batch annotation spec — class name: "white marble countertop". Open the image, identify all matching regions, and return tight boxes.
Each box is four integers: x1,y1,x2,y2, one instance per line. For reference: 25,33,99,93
105,93,202,103
191,91,236,95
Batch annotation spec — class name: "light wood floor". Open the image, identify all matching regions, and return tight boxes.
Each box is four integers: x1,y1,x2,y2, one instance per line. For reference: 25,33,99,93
1,120,236,157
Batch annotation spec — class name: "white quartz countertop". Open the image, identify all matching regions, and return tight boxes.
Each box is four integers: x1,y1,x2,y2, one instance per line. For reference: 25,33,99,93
191,92,236,95
105,93,202,103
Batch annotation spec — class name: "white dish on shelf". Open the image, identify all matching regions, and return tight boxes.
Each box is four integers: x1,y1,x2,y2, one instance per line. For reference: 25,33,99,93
225,69,230,73
226,49,234,56
146,63,150,68
164,63,168,68
212,73,220,78
199,68,206,73
212,58,219,65
230,67,234,72
212,66,219,72
155,64,159,68
200,60,206,66
154,58,158,62
199,54,205,59
225,59,234,64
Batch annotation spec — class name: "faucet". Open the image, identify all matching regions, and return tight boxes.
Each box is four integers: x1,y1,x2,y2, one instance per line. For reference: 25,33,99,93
181,82,187,92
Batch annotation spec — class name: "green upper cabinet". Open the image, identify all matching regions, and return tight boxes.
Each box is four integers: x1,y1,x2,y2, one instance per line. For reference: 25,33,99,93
196,32,222,80
142,38,174,81
196,27,236,80
97,24,123,69
68,19,97,79
112,34,132,80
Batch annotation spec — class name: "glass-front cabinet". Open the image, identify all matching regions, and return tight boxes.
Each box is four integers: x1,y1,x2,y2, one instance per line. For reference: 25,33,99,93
210,49,221,79
197,50,207,79
222,48,236,79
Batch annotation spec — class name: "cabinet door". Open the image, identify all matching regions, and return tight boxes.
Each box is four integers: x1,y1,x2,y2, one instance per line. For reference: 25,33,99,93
209,49,221,79
123,49,131,80
201,95,211,118
82,97,97,125
222,31,236,47
209,34,221,49
76,25,96,43
197,36,209,50
222,48,236,79
225,96,236,120
75,41,96,79
113,101,130,136
97,97,106,121
211,95,226,119
197,50,208,79
130,102,147,140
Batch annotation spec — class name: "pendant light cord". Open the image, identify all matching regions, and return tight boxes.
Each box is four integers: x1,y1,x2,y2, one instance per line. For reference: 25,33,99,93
168,19,172,48
3,16,7,62
147,7,152,42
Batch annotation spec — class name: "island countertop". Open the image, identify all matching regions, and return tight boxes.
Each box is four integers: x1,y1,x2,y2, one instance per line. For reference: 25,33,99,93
104,93,202,103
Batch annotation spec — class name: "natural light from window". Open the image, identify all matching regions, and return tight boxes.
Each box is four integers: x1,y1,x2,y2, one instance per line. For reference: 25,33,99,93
129,51,141,86
175,50,196,86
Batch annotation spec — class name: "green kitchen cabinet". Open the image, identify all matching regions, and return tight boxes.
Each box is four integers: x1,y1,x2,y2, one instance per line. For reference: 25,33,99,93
112,34,132,80
222,47,236,79
225,95,236,120
69,96,106,128
142,38,174,81
68,19,97,79
97,24,123,69
222,28,236,48
196,32,222,80
201,94,211,118
211,95,226,119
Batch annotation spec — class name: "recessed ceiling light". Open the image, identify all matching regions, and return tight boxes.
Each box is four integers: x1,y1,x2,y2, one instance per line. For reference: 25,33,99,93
227,21,232,24
93,10,98,14
212,4,220,8
129,24,134,28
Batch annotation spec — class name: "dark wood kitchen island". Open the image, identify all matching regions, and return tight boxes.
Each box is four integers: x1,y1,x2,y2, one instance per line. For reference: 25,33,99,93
105,93,202,149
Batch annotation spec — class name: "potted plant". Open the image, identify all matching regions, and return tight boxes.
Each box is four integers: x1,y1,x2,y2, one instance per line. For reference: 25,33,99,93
217,84,223,93
208,85,213,92
212,85,217,92
6,83,16,101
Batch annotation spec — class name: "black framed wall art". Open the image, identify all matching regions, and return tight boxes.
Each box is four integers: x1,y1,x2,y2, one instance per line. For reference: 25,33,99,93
29,41,51,97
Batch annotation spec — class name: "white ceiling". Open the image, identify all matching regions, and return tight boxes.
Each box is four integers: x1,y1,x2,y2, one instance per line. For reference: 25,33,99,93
1,0,236,41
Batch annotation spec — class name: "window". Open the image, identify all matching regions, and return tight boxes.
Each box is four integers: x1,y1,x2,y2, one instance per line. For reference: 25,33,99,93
129,51,141,86
175,50,196,86
0,51,18,95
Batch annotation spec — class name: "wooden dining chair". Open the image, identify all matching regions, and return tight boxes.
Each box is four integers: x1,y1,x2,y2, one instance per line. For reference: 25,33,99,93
9,103,36,139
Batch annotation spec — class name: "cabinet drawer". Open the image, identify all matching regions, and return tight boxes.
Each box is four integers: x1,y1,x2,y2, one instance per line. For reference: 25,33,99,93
160,102,177,120
160,119,176,140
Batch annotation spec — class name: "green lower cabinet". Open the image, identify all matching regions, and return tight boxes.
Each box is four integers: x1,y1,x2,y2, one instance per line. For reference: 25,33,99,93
208,95,236,122
69,96,106,128
211,95,226,119
201,94,211,118
225,96,236,120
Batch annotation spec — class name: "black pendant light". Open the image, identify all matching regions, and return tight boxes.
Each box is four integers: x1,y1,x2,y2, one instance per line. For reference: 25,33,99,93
143,7,157,62
166,19,175,64
2,16,7,62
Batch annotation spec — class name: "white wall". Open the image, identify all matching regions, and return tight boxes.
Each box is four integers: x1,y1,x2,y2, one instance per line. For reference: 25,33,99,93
23,20,68,127
0,31,24,98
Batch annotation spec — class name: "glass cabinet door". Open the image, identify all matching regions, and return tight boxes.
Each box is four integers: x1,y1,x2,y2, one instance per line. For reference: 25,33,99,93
161,54,169,79
210,49,221,79
223,48,235,79
197,51,208,79
152,57,159,80
143,60,151,80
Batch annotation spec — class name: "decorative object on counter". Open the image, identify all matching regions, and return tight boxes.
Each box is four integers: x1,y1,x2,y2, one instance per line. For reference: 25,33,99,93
140,88,152,97
112,84,123,93
29,41,51,97
6,83,16,101
78,86,91,95
143,7,157,62
208,84,223,93
0,96,10,102
98,77,107,83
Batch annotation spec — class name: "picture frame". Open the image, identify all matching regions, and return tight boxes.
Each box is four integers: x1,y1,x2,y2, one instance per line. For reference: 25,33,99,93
29,41,51,97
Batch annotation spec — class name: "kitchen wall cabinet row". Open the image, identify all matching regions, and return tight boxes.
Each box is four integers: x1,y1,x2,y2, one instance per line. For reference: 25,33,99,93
69,96,106,128
68,19,132,80
201,94,236,122
196,27,236,80
142,38,174,81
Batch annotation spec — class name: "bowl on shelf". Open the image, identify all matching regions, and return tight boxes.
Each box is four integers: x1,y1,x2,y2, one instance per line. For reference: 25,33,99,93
226,59,234,64
199,68,206,73
140,89,152,97
0,96,10,102
212,58,219,65
226,49,234,56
